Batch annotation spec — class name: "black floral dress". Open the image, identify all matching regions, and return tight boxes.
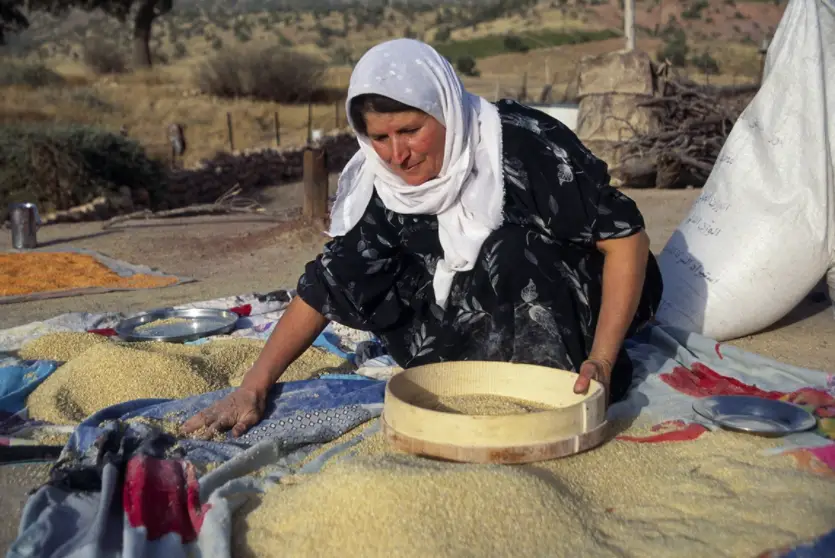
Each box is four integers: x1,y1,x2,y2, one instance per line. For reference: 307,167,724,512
297,100,662,402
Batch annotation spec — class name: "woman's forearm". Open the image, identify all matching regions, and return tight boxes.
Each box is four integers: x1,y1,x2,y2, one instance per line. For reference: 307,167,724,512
240,297,330,397
589,231,650,370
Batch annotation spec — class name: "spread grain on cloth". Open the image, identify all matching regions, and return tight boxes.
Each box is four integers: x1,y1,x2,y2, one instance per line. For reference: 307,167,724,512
234,429,835,558
0,252,177,297
22,333,348,424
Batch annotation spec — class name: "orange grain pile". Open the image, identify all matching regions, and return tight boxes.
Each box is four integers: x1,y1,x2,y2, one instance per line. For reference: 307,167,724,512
0,252,178,296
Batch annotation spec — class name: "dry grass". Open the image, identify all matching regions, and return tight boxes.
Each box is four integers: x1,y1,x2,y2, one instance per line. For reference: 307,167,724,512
0,60,351,167
2,1,775,168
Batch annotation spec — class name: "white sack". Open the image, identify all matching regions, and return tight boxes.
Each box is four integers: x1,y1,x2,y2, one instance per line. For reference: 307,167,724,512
655,0,835,341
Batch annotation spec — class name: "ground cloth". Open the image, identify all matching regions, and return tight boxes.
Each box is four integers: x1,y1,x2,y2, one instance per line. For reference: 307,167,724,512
1,293,834,557
0,247,195,305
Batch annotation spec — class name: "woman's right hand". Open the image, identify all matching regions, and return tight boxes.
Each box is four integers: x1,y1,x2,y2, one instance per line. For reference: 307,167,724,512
180,297,329,439
181,386,266,438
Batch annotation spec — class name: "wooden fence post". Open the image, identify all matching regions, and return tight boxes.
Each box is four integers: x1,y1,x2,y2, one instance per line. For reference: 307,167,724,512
307,102,313,145
303,147,329,221
226,112,235,151
334,100,340,129
274,109,281,146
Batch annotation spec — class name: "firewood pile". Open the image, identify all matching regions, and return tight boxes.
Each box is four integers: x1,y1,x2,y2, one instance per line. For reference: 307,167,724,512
612,78,758,189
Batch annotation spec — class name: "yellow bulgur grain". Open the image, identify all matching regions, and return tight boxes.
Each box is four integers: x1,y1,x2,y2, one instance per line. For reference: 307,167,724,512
427,393,555,415
134,317,191,332
24,336,351,425
293,419,378,470
26,343,213,424
234,429,835,558
18,332,109,362
228,345,351,386
30,431,72,446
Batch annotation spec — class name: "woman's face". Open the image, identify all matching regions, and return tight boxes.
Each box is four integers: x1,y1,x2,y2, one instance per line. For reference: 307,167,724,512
364,110,446,186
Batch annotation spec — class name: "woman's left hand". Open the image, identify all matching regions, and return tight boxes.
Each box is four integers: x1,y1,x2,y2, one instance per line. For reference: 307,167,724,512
573,358,611,402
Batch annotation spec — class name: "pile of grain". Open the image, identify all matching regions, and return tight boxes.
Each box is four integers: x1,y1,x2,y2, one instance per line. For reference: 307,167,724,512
27,343,214,424
428,394,554,415
24,333,350,424
0,252,177,297
18,331,109,362
234,429,835,558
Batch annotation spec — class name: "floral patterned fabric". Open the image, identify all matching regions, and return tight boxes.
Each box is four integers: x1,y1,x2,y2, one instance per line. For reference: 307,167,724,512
298,99,663,402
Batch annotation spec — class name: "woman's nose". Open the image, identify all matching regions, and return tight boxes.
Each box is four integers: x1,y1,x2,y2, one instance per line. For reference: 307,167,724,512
390,137,409,166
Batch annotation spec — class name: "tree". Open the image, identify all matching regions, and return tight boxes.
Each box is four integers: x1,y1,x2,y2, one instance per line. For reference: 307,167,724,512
0,0,29,45
26,0,173,68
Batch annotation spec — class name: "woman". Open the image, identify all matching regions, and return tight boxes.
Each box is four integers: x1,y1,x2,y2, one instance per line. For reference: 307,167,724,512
183,38,662,438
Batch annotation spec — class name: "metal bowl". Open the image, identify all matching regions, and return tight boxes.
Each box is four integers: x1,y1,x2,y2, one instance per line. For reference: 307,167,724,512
693,395,817,437
115,308,239,343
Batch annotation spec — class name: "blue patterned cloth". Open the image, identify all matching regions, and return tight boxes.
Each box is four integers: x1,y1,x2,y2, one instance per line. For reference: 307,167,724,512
0,359,59,414
64,377,385,466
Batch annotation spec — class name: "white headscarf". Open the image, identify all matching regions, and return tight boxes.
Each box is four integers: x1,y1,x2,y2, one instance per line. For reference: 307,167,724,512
329,38,504,309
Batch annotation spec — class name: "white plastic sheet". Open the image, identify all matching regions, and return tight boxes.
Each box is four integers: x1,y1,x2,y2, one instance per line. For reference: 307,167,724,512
656,0,835,340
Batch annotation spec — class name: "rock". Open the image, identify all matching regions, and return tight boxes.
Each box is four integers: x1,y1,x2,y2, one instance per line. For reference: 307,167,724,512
577,50,655,97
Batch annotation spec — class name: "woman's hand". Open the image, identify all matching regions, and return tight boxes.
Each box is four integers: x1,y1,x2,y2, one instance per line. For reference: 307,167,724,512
181,297,329,438
181,386,266,438
573,358,612,403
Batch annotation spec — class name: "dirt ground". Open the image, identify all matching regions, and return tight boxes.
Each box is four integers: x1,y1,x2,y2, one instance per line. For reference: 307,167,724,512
3,185,833,372
1,185,833,554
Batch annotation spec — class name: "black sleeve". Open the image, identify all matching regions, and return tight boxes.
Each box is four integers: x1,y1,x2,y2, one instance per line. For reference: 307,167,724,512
500,100,646,248
296,194,409,332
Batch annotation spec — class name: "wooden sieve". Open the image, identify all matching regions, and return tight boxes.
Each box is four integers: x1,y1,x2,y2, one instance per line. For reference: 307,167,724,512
381,361,608,464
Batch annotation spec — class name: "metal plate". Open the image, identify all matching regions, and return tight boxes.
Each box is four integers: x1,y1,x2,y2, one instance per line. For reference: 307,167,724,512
115,308,239,343
693,395,817,436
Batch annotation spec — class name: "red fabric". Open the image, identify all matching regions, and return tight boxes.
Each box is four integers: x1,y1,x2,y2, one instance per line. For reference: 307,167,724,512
660,363,785,400
617,420,709,443
714,343,724,360
87,328,117,337
228,304,252,317
123,455,209,543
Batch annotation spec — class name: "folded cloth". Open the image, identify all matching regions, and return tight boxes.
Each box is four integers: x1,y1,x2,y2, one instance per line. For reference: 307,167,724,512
0,359,60,414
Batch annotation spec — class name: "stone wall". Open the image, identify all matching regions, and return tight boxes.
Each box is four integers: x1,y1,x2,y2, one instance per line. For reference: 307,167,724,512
163,132,359,209
37,132,361,224
575,50,660,179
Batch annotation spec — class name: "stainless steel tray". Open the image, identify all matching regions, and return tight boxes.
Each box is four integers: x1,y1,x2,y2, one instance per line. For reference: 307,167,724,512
693,395,817,437
115,307,239,343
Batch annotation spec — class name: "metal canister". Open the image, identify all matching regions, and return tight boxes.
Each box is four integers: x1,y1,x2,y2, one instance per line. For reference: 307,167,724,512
9,202,41,250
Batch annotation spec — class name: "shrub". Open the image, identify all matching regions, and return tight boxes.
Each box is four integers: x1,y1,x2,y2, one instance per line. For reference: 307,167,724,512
456,56,479,77
682,0,709,19
173,42,188,59
657,28,689,66
503,34,529,53
434,29,618,60
331,46,353,65
691,51,720,74
434,27,451,42
195,46,330,103
0,61,65,88
82,38,127,75
0,124,167,217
